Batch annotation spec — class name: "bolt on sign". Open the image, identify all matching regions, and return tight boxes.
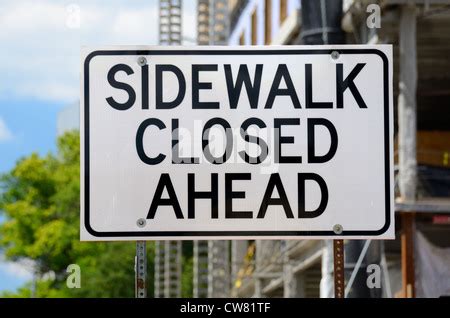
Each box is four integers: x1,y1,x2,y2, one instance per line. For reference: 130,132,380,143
81,45,394,241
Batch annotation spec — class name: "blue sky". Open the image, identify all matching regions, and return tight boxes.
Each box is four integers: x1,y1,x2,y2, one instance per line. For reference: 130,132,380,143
0,99,59,172
0,0,196,293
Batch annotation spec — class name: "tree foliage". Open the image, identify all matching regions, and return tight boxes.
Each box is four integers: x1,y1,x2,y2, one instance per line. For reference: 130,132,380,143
0,131,166,297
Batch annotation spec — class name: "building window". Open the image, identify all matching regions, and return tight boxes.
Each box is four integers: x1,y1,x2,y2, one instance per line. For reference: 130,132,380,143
265,0,272,44
280,0,287,24
251,9,257,45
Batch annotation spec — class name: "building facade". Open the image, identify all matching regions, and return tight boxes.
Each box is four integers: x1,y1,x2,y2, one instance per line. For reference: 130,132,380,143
220,0,450,298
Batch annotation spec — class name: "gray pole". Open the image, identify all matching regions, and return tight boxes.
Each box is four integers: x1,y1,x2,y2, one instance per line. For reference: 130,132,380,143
156,0,183,298
398,4,417,202
196,0,232,298
301,0,349,299
398,4,417,298
135,241,147,298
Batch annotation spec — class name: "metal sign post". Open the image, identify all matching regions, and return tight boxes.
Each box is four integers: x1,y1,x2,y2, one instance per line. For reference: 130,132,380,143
333,239,344,298
135,241,147,298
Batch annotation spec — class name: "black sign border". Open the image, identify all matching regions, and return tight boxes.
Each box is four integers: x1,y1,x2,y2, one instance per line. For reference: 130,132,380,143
83,48,391,238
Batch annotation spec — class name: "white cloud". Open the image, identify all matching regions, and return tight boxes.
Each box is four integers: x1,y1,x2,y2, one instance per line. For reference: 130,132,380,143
0,2,65,32
18,82,79,103
0,117,13,142
0,260,33,280
111,8,159,43
0,0,197,104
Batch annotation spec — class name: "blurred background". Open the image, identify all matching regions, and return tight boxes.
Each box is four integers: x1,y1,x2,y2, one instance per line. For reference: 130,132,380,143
0,0,449,298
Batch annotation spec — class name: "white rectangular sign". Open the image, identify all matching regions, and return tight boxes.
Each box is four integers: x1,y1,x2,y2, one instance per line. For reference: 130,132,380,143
81,45,394,241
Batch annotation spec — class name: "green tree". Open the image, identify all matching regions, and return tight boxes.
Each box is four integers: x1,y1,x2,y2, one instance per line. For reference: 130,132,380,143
181,242,193,297
0,130,156,297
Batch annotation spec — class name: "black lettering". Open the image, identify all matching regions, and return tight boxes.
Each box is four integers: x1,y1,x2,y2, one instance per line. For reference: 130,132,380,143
239,118,268,164
225,173,252,218
336,63,367,108
274,118,302,163
147,173,184,219
257,173,294,219
305,64,333,108
202,118,233,164
298,173,328,218
136,118,166,165
106,64,136,110
265,64,301,109
307,118,338,163
188,173,218,219
142,64,149,109
156,65,186,109
192,64,219,109
172,119,199,164
224,64,263,109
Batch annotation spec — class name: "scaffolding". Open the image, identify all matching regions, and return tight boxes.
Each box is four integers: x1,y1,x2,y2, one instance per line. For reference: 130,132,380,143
148,0,450,299
226,0,450,299
164,241,182,297
154,241,165,298
154,0,183,299
193,241,208,298
197,0,210,45
159,0,182,45
209,0,230,45
197,0,230,45
208,241,231,297
193,0,231,298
